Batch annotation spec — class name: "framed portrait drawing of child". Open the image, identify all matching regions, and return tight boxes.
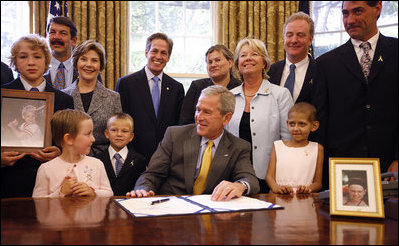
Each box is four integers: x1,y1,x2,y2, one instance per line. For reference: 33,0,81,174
329,158,385,219
1,88,54,153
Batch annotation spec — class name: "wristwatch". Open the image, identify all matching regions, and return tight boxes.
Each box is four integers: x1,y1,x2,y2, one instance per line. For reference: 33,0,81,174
237,181,249,195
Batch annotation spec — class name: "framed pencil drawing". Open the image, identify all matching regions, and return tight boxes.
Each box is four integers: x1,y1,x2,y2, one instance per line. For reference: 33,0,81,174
1,88,54,153
330,158,384,219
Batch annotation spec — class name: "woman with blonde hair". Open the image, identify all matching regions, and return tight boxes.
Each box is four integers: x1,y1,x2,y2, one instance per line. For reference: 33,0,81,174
226,37,293,193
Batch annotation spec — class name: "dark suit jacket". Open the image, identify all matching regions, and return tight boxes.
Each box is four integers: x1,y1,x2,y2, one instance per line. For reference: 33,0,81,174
1,61,14,85
178,76,242,125
1,78,74,198
116,67,185,163
313,34,398,187
44,67,102,88
268,54,316,104
134,124,260,195
94,146,146,196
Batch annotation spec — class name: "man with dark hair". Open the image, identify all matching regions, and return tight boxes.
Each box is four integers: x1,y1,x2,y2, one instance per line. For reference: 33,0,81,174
45,16,101,89
313,1,398,190
127,85,259,200
116,33,185,164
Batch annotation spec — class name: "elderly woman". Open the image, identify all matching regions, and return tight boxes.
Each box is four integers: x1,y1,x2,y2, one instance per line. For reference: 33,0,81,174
62,40,122,156
226,37,293,193
178,44,241,125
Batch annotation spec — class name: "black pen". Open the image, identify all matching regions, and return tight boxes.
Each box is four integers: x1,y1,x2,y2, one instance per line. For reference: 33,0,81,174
151,198,170,205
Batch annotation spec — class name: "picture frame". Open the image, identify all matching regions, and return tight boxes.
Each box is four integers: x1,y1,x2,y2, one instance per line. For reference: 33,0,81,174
1,88,54,153
330,158,385,219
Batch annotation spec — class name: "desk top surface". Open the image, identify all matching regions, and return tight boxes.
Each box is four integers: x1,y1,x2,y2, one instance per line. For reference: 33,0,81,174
1,194,397,245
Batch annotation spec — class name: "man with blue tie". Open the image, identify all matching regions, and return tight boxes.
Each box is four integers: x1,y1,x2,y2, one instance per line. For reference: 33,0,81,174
313,1,398,189
116,33,185,164
268,12,316,104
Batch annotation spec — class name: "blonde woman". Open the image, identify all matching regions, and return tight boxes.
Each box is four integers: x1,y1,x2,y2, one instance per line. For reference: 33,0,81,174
226,37,293,193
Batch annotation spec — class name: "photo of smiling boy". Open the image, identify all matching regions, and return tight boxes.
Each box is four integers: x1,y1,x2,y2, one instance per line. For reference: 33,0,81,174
95,113,146,196
266,102,324,194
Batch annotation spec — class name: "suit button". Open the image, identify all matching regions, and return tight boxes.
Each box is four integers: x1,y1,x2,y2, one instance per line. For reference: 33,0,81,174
252,132,256,136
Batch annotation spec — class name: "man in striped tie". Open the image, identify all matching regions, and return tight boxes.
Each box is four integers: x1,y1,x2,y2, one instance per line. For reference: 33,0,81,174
313,1,398,190
126,85,260,201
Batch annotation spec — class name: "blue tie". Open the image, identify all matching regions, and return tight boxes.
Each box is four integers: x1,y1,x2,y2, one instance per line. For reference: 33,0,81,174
152,76,160,118
114,153,123,176
30,87,39,91
284,64,296,96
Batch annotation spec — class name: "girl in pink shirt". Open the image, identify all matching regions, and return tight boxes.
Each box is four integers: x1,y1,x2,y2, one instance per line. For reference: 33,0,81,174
33,109,113,197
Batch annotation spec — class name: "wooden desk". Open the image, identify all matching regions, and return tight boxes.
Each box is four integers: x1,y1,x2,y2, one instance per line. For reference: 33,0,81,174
1,194,397,244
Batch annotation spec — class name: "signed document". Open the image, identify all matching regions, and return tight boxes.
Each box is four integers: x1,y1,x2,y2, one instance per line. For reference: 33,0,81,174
115,195,283,217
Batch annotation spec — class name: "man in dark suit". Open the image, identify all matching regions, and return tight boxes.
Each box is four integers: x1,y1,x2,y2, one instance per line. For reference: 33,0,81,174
268,12,316,104
44,16,101,88
116,33,185,164
127,85,260,201
313,1,398,189
95,113,146,196
1,61,14,85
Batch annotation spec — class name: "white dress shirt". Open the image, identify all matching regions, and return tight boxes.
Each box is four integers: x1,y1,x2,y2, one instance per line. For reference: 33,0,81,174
108,145,129,175
20,76,47,92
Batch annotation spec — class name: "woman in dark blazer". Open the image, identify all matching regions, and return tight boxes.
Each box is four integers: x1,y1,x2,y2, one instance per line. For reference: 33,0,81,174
62,40,122,156
178,44,241,125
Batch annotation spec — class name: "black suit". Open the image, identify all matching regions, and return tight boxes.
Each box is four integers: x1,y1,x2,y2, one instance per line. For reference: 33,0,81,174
178,76,241,125
1,78,74,198
1,61,14,85
268,54,316,104
116,67,185,163
95,146,146,196
313,34,398,189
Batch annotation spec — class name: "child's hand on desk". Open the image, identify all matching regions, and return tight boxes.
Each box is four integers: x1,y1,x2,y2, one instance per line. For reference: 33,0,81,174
274,185,294,194
60,176,77,197
70,181,96,197
296,185,312,194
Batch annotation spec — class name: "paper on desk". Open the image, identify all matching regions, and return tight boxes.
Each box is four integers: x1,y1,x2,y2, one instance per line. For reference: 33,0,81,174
115,195,283,217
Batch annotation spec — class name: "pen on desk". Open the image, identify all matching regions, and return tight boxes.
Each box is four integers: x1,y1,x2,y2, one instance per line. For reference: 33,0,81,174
151,198,170,205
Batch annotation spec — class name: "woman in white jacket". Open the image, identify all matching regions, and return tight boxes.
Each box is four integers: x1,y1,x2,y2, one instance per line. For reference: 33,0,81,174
226,37,293,193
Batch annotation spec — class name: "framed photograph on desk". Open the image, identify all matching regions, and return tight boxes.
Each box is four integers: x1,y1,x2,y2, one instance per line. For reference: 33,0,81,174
1,88,54,153
330,158,384,218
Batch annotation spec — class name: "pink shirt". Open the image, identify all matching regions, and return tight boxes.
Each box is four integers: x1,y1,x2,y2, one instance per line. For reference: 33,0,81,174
33,156,113,197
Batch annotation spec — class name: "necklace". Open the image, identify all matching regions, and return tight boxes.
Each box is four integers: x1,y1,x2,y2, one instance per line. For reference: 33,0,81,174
244,93,256,97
